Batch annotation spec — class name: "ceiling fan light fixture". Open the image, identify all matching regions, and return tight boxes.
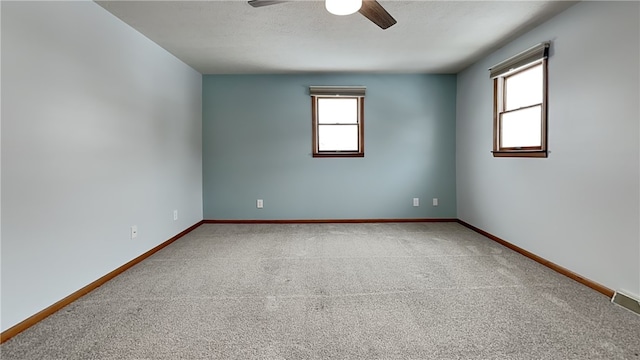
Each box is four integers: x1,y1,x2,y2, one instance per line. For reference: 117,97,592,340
325,0,362,16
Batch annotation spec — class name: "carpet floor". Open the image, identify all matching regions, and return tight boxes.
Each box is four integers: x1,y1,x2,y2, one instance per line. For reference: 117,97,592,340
1,222,639,359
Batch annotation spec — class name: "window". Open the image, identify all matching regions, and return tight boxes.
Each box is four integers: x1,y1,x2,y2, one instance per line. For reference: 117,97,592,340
490,42,549,158
310,86,365,157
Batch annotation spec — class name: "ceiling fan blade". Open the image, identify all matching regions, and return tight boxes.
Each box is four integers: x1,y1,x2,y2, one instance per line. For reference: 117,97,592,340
358,0,397,30
248,0,289,8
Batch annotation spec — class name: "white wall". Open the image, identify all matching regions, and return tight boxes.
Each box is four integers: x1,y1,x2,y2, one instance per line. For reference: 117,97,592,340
1,1,203,331
457,1,639,298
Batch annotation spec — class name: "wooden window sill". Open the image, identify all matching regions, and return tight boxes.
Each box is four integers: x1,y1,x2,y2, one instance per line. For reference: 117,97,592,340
313,152,364,158
492,150,548,158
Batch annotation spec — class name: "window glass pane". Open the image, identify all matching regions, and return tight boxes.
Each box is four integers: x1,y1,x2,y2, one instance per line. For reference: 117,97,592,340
505,64,542,111
318,98,358,124
318,125,358,151
500,105,542,148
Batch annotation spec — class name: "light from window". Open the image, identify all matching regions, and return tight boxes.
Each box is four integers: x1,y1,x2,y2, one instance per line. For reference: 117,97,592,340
500,105,542,148
317,98,359,151
504,64,542,111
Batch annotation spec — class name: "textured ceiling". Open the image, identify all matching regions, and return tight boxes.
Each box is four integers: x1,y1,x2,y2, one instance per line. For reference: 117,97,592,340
96,0,577,74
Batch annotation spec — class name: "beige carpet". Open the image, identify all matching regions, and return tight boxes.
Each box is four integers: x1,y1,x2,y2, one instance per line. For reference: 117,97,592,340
1,222,639,359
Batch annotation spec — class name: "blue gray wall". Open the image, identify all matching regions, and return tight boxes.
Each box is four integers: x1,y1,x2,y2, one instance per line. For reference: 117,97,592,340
203,74,456,220
1,2,203,331
456,1,639,297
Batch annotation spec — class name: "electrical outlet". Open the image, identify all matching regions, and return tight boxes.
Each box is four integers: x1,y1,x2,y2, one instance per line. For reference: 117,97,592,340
130,225,138,239
173,210,178,221
413,198,419,207
433,198,439,206
257,199,264,209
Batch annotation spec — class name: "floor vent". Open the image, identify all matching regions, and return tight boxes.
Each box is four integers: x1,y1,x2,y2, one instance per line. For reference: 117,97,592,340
611,291,640,315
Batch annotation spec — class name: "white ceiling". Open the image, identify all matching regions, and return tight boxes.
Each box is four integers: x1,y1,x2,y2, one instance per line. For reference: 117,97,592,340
96,0,577,74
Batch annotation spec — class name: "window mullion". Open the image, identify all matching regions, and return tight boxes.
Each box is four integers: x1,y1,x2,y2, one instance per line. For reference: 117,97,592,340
499,102,543,116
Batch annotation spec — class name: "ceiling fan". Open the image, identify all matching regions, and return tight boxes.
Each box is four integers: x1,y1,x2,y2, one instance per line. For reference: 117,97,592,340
247,0,397,30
